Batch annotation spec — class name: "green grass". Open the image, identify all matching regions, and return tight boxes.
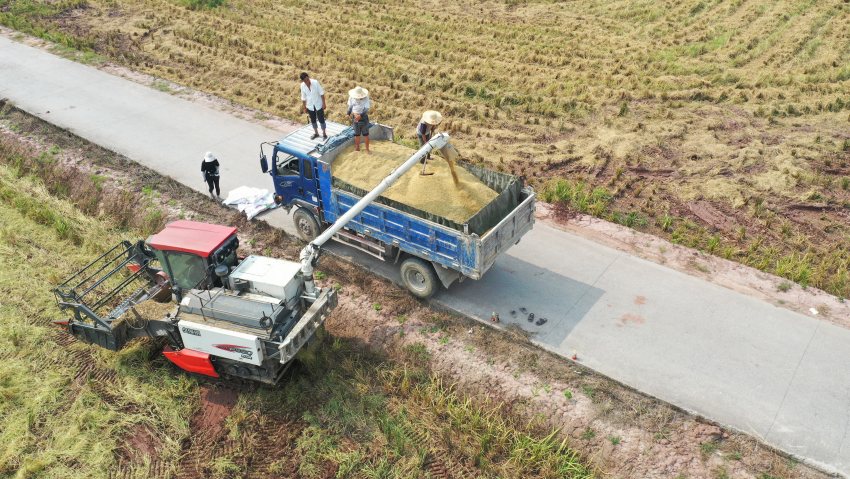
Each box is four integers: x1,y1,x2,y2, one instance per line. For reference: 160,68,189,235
541,179,613,217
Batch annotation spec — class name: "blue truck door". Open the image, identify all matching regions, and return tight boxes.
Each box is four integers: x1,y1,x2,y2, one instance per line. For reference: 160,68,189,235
273,153,301,204
300,158,320,206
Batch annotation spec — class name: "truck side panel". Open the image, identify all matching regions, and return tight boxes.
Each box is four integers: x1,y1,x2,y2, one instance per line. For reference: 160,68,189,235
325,189,481,275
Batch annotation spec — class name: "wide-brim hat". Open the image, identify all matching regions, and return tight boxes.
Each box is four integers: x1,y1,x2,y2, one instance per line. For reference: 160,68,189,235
204,151,216,162
348,86,369,99
421,110,443,126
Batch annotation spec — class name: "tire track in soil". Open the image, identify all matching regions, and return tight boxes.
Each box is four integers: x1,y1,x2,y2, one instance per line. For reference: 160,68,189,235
53,331,304,479
52,331,169,479
174,385,305,479
174,386,240,479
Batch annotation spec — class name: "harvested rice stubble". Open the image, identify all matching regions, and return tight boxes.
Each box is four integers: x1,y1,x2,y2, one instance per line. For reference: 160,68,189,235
332,141,497,223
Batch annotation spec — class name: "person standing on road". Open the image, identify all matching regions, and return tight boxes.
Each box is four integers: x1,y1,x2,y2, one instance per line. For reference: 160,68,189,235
347,86,371,153
416,110,443,162
300,72,327,140
201,151,221,200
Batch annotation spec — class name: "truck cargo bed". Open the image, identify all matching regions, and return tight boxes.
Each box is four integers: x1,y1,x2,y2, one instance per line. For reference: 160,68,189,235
316,125,535,280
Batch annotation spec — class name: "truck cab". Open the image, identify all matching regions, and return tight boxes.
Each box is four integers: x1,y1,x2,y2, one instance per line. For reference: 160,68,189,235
146,220,240,298
270,151,319,208
261,121,350,210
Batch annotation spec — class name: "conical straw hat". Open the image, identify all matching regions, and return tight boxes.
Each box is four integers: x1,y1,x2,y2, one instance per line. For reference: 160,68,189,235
348,86,369,99
421,110,443,125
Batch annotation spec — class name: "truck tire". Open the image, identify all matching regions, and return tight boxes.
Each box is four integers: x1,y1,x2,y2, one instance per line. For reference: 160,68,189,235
293,208,320,243
400,257,438,299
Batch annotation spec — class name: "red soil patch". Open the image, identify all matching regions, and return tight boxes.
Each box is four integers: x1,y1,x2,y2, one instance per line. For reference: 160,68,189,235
192,386,238,438
119,423,159,462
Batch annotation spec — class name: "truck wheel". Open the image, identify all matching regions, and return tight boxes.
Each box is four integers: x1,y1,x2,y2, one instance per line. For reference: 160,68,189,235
293,208,320,243
400,258,438,299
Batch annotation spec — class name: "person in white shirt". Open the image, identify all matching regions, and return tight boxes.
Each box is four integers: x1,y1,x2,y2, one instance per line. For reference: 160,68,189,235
347,86,371,153
300,72,327,140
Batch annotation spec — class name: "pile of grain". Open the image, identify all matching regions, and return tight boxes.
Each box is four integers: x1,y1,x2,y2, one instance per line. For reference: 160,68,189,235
332,141,497,223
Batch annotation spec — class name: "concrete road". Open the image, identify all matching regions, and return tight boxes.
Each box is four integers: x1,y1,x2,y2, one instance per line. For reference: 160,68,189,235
2,34,848,475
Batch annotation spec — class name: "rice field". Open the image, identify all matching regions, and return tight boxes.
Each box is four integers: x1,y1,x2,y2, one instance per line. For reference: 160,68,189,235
0,0,848,296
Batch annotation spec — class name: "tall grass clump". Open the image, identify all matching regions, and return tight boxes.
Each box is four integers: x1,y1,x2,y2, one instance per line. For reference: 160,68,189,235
180,0,225,10
541,179,613,217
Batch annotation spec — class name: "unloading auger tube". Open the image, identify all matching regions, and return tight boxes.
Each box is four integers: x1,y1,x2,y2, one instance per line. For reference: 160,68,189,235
300,133,452,297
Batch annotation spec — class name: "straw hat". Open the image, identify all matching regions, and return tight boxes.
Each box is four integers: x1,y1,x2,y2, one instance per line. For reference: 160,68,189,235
421,110,443,126
348,86,369,99
204,151,216,162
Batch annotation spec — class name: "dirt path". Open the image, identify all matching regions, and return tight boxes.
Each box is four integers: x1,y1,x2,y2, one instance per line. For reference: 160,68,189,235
1,105,832,478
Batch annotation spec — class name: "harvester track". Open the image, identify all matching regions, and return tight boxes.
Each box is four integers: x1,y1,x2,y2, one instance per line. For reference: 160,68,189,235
53,331,171,478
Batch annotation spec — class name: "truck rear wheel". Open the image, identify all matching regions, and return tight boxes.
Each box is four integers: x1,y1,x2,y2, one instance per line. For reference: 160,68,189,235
400,258,438,299
293,208,320,243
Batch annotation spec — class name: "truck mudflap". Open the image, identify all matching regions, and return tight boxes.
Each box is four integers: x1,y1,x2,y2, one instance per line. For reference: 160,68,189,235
279,287,337,364
162,345,219,378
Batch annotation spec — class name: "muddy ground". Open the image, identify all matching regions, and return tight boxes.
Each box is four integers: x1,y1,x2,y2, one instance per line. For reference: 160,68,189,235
1,100,834,478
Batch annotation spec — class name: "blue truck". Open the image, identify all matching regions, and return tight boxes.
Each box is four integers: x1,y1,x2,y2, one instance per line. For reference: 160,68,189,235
259,121,535,298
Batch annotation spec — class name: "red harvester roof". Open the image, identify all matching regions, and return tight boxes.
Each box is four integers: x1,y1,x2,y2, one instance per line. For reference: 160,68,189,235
147,220,237,257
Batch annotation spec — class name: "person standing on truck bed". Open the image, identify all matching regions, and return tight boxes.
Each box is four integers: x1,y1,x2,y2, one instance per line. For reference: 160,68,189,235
300,72,327,140
417,110,443,162
347,86,371,153
201,151,221,200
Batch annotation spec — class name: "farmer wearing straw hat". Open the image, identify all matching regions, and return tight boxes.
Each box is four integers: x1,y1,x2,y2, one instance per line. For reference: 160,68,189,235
201,151,221,200
347,86,371,153
417,110,443,162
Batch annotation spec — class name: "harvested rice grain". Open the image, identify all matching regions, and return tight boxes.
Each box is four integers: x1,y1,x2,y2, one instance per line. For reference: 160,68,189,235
332,141,496,223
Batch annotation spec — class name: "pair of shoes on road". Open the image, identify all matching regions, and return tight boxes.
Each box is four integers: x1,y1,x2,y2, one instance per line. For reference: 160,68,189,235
524,311,547,326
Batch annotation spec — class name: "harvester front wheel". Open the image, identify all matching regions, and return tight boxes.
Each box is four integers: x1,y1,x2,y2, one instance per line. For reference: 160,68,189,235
293,208,320,243
400,257,437,299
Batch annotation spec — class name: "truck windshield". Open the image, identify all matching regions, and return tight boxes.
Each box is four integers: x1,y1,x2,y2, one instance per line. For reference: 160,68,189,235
275,153,299,176
165,252,207,290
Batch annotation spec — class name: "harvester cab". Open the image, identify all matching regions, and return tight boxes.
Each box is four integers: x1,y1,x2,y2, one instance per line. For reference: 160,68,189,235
145,220,240,299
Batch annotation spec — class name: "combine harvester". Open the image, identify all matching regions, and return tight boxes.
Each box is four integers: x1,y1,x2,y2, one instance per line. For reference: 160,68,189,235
54,131,533,384
260,121,535,298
